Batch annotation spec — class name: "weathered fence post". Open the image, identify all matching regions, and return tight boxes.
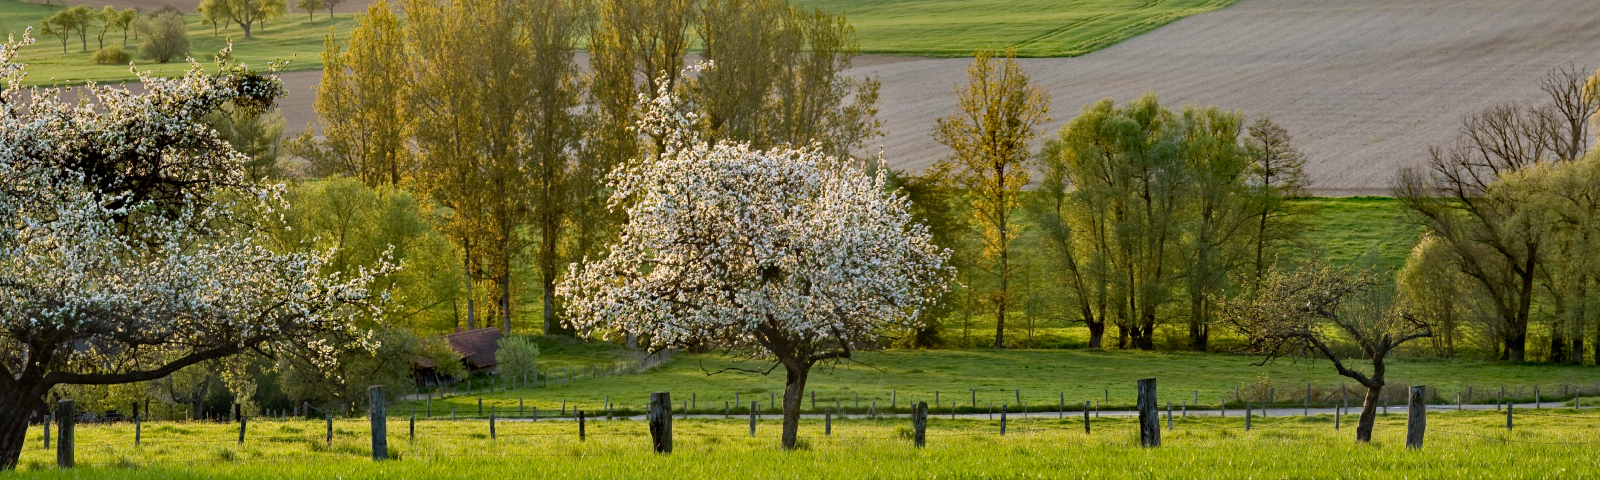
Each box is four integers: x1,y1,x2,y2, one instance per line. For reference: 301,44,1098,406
811,391,815,411
42,414,50,449
1137,378,1158,447
1166,401,1172,431
578,410,587,441
1334,402,1340,430
999,405,1007,436
1245,402,1252,431
648,392,672,454
370,385,387,461
409,411,415,443
749,401,758,437
971,390,976,408
1083,401,1091,434
893,390,898,409
57,399,73,469
912,401,927,448
239,415,247,444
477,397,483,415
325,414,333,444
692,393,696,411
1059,393,1065,419
1406,385,1426,450
1498,386,1504,410
1506,404,1514,430
489,406,496,440
825,409,832,437
133,402,141,447
1536,385,1541,409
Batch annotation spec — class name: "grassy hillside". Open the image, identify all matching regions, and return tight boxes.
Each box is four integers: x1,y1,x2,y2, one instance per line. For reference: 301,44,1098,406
410,345,1599,416
790,0,1238,57
1,1,353,86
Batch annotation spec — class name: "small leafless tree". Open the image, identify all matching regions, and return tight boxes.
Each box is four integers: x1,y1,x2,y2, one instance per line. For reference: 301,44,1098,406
1222,261,1431,443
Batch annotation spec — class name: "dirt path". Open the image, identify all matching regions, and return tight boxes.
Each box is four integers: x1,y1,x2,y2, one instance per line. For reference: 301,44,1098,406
218,0,1600,195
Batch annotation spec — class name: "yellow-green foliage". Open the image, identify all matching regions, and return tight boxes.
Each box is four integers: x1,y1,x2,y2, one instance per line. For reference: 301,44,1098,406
496,336,541,383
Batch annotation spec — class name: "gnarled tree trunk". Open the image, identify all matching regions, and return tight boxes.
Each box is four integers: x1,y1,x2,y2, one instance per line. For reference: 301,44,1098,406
780,362,809,450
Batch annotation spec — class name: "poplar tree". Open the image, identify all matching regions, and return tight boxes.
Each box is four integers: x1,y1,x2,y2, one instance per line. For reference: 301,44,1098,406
291,1,413,187
933,47,1049,349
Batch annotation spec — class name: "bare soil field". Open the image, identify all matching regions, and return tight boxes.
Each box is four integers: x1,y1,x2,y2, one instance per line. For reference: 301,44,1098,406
21,0,379,14
859,0,1600,195
101,0,1600,195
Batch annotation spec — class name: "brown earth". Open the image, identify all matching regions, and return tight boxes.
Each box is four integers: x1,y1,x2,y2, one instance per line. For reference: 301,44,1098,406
70,0,1600,195
855,0,1600,195
24,0,380,14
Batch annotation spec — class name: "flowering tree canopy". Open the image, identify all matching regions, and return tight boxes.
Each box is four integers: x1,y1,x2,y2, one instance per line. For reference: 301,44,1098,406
0,35,391,470
558,80,952,449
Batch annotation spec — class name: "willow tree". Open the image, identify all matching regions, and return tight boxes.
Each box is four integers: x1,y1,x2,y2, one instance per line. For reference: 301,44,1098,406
933,47,1049,349
1394,66,1596,362
559,88,951,450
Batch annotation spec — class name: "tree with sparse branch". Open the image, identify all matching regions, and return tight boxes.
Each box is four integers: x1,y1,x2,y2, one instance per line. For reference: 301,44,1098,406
1245,115,1310,295
323,0,342,19
41,6,94,53
202,0,285,39
1221,261,1430,443
296,0,324,20
0,38,392,470
559,85,952,451
199,0,231,36
933,47,1049,349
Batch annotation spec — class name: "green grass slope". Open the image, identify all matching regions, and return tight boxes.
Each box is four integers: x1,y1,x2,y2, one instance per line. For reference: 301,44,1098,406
411,346,1599,416
790,0,1238,57
2,1,354,86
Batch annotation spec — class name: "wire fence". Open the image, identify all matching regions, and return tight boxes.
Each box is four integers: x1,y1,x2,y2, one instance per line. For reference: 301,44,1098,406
20,401,1600,470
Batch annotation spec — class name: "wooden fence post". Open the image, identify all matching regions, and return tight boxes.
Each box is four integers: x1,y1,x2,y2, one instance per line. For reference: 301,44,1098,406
1059,393,1065,419
999,405,1007,436
912,401,927,448
811,391,815,411
1334,402,1340,430
1506,404,1513,430
1137,378,1158,447
971,390,976,408
1498,386,1504,410
239,415,247,444
825,409,832,437
692,393,696,411
1083,401,1091,434
489,406,496,440
1406,385,1426,450
133,402,141,447
1536,385,1541,409
578,410,586,441
42,414,49,449
749,401,758,437
56,399,73,469
1166,401,1172,431
648,392,672,454
409,411,415,443
325,413,333,444
370,385,387,461
1245,402,1252,431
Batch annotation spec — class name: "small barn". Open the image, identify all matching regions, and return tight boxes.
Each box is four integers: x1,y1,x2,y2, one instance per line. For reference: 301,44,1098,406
413,327,504,387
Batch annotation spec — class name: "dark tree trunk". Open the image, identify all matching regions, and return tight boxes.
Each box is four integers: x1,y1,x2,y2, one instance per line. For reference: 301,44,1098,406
0,393,37,470
780,363,809,450
1508,331,1526,362
1355,383,1382,442
1086,320,1105,349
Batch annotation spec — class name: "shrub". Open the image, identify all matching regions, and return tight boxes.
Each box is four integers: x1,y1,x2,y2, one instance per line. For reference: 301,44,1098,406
495,336,540,384
139,12,189,63
91,46,132,65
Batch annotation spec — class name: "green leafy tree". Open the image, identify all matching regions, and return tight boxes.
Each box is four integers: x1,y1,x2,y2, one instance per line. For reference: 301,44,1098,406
202,101,286,181
494,336,539,384
296,0,324,20
290,1,412,186
201,0,285,38
932,47,1049,349
41,6,94,53
139,11,189,63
